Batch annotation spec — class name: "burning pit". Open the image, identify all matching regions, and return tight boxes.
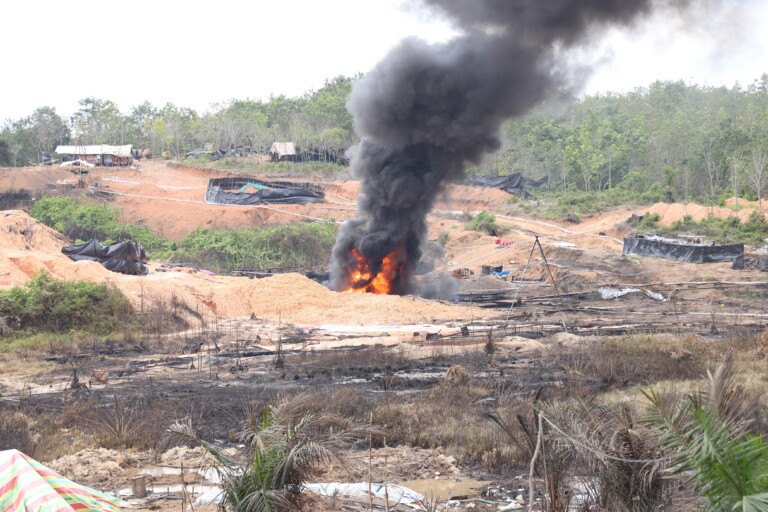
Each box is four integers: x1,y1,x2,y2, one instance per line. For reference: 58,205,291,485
328,0,693,296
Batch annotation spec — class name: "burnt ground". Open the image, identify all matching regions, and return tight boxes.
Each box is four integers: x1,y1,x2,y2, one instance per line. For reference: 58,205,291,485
2,288,764,511
2,163,768,510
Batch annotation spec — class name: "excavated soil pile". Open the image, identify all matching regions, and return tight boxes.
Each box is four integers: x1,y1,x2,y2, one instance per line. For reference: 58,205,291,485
48,448,139,487
0,211,490,324
0,210,115,287
187,273,487,324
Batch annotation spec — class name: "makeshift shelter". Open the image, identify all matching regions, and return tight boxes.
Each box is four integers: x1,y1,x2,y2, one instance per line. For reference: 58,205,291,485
205,177,325,205
0,449,120,512
623,235,743,263
62,239,149,275
464,174,548,198
270,142,297,161
54,145,133,166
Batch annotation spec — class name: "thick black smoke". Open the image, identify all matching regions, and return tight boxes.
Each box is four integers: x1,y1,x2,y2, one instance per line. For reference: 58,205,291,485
329,0,691,294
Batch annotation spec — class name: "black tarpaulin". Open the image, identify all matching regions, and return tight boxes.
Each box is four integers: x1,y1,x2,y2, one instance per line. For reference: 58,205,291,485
205,177,325,205
759,255,768,272
62,239,148,275
464,174,548,198
623,236,743,263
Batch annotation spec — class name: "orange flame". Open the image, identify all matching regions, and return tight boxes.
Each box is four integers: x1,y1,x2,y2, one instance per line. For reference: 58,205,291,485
345,247,404,294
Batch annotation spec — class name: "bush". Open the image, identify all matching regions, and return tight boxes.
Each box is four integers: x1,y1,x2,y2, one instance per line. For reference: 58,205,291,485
0,272,132,335
175,222,338,273
637,212,661,233
29,196,340,273
467,211,507,236
30,197,172,253
667,210,768,247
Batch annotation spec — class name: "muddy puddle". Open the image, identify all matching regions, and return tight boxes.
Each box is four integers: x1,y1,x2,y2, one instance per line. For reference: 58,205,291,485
399,477,492,501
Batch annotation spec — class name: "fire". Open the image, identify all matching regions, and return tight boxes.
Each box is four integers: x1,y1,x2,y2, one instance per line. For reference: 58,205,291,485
345,247,404,294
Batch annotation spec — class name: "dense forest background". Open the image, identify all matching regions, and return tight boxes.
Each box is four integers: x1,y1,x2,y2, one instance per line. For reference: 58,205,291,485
2,74,768,204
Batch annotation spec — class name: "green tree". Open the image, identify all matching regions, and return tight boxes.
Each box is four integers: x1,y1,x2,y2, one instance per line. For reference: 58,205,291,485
0,139,9,166
71,97,125,143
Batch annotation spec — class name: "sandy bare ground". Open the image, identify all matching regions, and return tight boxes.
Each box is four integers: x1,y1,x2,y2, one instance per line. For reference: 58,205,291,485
3,160,767,328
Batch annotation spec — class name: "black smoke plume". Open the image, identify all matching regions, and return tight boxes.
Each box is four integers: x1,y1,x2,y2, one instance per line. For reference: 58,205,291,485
329,0,691,294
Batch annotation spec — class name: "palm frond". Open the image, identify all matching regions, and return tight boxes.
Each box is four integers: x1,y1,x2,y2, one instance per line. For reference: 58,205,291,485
642,363,768,512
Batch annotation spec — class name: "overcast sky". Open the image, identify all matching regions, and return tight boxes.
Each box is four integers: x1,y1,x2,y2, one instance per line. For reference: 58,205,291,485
2,0,767,121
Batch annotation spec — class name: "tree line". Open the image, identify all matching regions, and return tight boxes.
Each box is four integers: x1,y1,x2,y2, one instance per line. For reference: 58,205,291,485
2,73,768,203
0,75,356,167
497,74,768,204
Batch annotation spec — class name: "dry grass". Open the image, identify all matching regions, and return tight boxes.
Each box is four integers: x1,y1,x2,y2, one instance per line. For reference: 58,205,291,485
542,333,717,388
372,379,532,472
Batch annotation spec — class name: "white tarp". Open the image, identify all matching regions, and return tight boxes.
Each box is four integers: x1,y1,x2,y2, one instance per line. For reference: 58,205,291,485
55,144,133,156
270,141,296,157
598,287,667,301
304,482,427,510
192,482,428,509
61,159,95,168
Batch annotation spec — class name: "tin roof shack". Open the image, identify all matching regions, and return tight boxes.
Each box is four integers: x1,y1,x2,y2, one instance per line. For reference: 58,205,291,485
54,144,133,166
623,235,744,263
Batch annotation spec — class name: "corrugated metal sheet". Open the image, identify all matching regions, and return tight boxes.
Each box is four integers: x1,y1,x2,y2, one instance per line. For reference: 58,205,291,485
55,144,133,156
270,141,296,157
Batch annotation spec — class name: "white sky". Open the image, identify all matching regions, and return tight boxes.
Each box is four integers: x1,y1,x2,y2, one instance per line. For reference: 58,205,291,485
2,0,767,121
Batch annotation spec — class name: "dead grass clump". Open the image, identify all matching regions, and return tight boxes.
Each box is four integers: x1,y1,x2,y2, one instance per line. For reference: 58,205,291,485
76,393,177,451
293,345,411,373
0,408,38,453
554,334,713,387
371,382,529,472
543,399,668,512
0,403,93,462
445,365,469,386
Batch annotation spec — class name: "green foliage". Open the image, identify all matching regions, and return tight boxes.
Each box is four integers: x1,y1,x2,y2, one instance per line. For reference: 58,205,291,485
176,222,337,273
0,106,70,166
637,213,661,233
644,364,768,512
30,197,172,253
0,139,10,166
28,196,337,273
526,183,670,220
0,271,131,335
163,393,373,512
668,210,768,246
466,211,507,236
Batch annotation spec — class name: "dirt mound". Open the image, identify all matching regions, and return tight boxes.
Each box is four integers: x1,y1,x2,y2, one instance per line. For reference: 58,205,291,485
0,210,69,251
0,167,75,191
207,273,488,324
48,448,138,487
0,210,117,287
160,446,210,466
436,183,513,210
0,211,490,324
644,202,764,226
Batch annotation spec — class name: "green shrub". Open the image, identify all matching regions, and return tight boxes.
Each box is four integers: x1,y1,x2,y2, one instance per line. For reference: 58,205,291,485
637,212,661,233
644,364,768,512
667,211,768,247
466,211,507,236
0,272,131,335
30,197,172,253
175,222,338,273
